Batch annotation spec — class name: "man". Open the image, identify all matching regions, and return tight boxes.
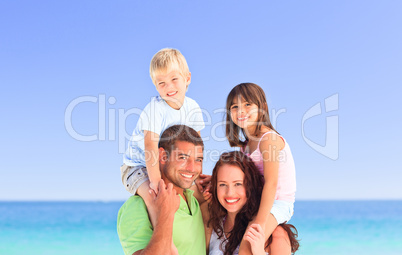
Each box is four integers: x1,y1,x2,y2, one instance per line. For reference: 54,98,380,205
117,125,206,255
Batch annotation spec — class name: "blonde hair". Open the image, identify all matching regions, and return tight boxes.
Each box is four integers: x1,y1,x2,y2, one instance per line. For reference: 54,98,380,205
149,48,190,85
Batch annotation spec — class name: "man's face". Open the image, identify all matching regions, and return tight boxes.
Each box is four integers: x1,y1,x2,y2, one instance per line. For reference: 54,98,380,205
160,141,203,190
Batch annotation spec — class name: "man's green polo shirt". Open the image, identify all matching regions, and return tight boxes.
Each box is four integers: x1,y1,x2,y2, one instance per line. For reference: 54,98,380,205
117,189,206,255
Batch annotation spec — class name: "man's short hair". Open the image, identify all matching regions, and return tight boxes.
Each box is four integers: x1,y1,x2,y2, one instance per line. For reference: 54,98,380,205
158,125,203,155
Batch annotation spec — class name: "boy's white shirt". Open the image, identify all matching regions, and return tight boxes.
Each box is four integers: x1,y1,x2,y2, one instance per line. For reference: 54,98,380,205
123,96,205,167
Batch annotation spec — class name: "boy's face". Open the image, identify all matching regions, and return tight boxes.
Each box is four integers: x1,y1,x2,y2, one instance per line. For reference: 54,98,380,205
154,68,191,110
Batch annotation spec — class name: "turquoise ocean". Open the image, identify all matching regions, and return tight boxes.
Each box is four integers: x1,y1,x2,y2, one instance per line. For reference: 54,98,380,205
1,200,401,255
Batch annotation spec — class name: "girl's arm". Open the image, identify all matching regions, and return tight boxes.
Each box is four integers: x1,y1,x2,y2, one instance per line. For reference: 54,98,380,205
144,130,161,194
239,134,283,255
254,133,281,226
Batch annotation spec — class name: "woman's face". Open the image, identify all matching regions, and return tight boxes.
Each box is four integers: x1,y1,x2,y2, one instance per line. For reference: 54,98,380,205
216,164,247,215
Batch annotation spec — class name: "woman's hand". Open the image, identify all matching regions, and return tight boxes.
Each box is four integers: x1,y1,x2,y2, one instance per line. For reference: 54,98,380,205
244,223,266,255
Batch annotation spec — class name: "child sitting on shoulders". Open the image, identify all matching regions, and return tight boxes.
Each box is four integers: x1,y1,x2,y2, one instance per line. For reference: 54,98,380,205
121,48,205,223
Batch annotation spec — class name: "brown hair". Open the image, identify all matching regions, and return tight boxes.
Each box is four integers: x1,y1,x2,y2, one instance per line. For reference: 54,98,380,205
158,125,203,155
267,223,300,254
225,83,278,147
208,151,299,254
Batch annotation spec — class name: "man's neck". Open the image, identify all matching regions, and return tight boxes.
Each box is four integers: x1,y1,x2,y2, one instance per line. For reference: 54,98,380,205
163,178,186,201
175,187,186,201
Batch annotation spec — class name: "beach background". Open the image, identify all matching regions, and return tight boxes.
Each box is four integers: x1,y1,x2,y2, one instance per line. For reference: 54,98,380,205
1,201,402,255
1,1,401,254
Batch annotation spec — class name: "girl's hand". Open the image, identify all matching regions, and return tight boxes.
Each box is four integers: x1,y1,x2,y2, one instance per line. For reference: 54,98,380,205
244,223,266,255
195,174,211,193
202,187,212,203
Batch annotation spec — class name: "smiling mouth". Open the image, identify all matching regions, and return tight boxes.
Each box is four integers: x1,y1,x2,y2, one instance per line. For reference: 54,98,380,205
180,173,194,179
167,91,178,96
238,116,248,121
225,198,240,204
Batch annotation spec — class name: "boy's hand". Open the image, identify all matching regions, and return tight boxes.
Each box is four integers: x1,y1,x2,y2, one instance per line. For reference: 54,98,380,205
149,179,161,195
244,223,266,255
195,174,211,193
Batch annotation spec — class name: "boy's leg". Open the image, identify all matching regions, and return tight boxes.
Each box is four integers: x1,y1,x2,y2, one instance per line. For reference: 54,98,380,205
121,164,149,194
136,180,158,227
120,164,158,227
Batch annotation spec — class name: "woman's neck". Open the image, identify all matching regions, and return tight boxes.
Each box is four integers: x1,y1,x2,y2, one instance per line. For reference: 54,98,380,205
224,212,236,233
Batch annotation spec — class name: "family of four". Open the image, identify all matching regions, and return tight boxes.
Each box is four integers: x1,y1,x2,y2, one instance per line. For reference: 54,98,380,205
117,48,299,255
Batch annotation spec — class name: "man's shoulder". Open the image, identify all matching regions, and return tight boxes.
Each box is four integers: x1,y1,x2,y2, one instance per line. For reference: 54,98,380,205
118,196,147,219
121,195,146,208
117,196,153,255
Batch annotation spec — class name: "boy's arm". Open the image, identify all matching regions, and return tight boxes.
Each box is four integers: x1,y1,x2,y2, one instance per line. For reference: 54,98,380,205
144,130,161,194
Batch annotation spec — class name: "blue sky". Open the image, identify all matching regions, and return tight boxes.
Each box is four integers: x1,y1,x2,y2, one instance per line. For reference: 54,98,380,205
1,1,401,201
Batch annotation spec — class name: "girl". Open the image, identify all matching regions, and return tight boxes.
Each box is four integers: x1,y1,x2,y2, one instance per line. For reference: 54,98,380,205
225,83,296,255
205,151,299,255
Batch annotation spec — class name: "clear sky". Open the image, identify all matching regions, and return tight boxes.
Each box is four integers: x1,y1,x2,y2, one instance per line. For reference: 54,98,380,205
1,0,401,201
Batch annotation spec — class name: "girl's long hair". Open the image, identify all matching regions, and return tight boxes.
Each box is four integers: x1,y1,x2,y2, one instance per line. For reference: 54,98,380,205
208,151,299,254
226,83,279,147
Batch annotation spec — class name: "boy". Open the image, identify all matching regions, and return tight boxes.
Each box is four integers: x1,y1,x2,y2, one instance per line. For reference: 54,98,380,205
121,48,205,223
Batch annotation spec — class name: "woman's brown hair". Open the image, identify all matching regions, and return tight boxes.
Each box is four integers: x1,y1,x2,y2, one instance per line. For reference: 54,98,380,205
208,151,299,254
225,83,278,148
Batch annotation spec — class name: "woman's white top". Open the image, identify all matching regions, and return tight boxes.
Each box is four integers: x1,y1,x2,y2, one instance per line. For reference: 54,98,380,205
209,228,269,255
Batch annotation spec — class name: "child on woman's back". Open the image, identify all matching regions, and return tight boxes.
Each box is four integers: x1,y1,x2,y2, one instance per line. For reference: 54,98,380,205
225,83,296,255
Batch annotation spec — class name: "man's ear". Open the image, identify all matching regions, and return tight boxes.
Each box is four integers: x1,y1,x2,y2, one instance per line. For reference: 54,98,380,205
159,147,168,164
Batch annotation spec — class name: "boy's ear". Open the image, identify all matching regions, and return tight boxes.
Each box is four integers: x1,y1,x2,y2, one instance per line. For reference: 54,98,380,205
186,72,191,85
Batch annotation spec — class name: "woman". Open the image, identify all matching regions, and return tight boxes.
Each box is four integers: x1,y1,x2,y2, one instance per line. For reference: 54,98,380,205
202,151,299,255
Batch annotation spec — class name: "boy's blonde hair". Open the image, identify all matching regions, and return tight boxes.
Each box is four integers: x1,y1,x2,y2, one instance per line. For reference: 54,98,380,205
150,48,190,85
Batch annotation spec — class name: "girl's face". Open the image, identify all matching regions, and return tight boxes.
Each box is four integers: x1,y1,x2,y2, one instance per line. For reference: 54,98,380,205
217,164,247,215
229,97,259,130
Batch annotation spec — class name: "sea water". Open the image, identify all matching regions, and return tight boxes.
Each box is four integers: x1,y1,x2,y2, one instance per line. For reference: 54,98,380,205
1,200,401,255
